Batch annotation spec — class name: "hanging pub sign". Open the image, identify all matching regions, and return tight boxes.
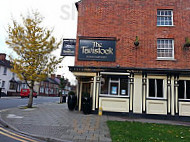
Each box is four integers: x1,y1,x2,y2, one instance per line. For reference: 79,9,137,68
61,39,76,56
78,39,116,62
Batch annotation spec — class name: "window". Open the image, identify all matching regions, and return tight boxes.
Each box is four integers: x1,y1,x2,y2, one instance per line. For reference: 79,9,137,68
3,67,7,75
157,10,173,26
2,81,5,88
157,39,174,59
9,82,17,90
101,75,129,96
22,84,27,89
40,87,44,93
149,79,164,98
45,88,49,94
178,80,190,99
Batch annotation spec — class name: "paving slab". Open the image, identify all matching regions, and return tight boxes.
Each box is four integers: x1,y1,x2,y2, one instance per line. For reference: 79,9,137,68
0,103,111,142
1,102,190,142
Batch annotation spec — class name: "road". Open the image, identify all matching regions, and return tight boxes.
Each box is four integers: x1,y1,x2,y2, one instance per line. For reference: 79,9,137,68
0,124,45,142
0,96,60,142
0,96,60,110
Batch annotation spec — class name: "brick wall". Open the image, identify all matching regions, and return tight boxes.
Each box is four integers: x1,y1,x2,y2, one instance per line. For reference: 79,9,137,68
75,0,190,69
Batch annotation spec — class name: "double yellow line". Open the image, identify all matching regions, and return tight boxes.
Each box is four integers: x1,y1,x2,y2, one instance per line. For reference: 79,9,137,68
0,127,38,142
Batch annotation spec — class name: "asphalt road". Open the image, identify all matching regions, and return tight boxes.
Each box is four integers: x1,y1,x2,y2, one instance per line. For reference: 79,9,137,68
0,96,60,142
0,96,60,110
0,124,44,142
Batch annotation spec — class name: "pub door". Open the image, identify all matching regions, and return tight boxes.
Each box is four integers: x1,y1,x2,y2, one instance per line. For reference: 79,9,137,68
79,81,94,111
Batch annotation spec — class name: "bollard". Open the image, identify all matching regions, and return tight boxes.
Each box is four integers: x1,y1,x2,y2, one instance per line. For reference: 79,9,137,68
98,107,103,116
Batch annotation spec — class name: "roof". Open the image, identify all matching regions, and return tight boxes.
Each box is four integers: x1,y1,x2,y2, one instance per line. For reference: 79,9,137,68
43,78,60,85
75,0,82,11
0,60,11,68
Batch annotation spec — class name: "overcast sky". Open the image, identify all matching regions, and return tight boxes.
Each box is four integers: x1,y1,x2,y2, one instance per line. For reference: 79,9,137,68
0,0,80,84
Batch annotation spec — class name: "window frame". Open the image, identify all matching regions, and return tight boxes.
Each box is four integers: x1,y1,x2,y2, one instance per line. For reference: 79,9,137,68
178,80,190,100
9,82,17,90
157,39,174,60
2,81,5,88
157,9,174,26
3,67,7,75
147,77,166,99
100,75,130,97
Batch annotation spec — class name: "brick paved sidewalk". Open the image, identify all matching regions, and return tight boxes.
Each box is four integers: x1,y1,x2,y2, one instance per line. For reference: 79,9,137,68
0,103,111,142
1,102,190,142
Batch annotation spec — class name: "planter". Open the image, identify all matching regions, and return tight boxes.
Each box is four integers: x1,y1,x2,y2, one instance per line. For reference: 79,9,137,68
134,36,139,47
82,97,92,115
184,43,190,48
184,37,190,48
134,41,139,46
67,95,77,111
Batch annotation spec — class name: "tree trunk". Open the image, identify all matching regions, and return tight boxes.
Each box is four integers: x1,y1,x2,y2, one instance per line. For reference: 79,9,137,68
27,82,34,108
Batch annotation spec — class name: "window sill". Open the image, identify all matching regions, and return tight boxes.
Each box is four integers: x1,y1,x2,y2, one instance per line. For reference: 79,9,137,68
156,58,176,61
99,94,129,98
147,97,167,101
178,99,190,102
157,25,175,27
3,74,7,75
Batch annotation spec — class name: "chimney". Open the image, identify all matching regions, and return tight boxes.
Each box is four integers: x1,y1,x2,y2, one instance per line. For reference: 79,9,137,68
51,74,56,79
0,53,6,61
57,75,61,79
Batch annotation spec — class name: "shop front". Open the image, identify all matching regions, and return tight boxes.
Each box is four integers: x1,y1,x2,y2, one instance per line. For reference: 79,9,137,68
70,65,190,119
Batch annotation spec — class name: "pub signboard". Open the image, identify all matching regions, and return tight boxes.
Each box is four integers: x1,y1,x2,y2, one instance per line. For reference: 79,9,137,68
78,39,116,62
61,39,76,56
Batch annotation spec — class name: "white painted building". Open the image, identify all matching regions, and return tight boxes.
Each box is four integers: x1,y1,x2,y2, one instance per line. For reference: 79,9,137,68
0,53,27,96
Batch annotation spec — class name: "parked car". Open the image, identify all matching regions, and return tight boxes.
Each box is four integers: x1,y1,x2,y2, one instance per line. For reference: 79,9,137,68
20,89,37,98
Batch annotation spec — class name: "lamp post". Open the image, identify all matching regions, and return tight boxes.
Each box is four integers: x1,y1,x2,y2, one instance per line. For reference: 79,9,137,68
0,87,2,98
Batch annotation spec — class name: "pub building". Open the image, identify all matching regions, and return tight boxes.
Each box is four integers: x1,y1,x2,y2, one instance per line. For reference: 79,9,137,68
66,0,190,119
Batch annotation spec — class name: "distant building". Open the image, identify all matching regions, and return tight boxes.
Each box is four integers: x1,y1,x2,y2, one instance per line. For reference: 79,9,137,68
39,74,75,97
39,74,59,96
0,53,27,96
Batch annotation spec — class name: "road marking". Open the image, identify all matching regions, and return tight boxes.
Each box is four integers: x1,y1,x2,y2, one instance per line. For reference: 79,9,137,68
0,109,9,113
0,131,27,142
7,114,23,119
0,127,38,142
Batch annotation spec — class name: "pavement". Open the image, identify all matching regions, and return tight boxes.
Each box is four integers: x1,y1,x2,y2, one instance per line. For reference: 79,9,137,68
0,102,190,142
0,103,111,142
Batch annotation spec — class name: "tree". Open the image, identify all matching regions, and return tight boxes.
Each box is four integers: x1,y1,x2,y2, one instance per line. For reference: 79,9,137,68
6,11,63,108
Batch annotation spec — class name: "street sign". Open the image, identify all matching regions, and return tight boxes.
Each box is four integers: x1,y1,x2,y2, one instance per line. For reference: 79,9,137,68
61,39,76,56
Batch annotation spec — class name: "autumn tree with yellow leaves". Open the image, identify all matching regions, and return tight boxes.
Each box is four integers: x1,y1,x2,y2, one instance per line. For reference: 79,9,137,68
6,12,63,108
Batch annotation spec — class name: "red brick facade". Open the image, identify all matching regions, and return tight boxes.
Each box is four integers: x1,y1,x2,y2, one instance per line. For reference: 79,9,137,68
75,0,190,69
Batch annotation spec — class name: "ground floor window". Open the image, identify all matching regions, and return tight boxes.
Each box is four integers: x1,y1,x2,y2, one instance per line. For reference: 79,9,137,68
149,79,164,98
1,81,5,88
9,82,17,90
45,88,49,94
40,87,44,93
101,75,129,96
178,80,190,99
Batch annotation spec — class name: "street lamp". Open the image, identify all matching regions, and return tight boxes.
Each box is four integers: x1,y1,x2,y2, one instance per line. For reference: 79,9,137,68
0,87,2,98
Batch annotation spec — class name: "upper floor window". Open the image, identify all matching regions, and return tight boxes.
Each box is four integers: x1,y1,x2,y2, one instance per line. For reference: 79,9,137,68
157,10,173,26
3,67,7,75
157,39,174,59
